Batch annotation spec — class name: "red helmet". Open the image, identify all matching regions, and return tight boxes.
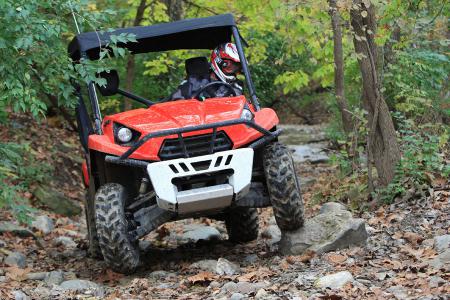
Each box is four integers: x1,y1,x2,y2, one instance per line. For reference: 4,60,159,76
211,43,242,83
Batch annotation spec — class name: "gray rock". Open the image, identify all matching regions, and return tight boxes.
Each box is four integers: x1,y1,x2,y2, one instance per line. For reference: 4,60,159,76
230,292,245,300
434,235,450,253
45,270,65,286
31,215,54,235
236,282,267,294
429,276,445,288
26,272,48,281
300,177,316,189
255,289,271,300
30,287,51,299
221,281,238,293
216,258,240,276
0,222,34,237
295,272,318,286
190,259,218,273
208,281,221,289
279,210,368,255
319,202,347,214
268,216,276,225
428,249,450,269
148,270,176,280
315,271,354,289
0,239,6,247
0,276,6,282
181,225,221,242
34,186,81,216
386,285,408,299
243,254,258,265
58,279,104,297
13,290,30,300
289,144,329,164
53,236,77,249
261,225,281,243
5,252,26,268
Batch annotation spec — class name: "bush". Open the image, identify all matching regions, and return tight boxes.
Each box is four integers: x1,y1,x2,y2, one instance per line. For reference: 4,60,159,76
377,114,449,203
0,142,52,223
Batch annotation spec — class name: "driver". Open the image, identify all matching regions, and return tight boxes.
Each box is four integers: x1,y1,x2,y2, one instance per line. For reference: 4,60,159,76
169,43,243,100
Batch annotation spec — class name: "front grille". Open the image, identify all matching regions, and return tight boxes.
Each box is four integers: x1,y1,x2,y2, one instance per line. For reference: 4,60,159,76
159,131,232,160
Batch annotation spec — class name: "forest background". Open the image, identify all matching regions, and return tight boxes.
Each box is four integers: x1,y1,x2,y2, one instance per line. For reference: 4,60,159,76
0,0,448,219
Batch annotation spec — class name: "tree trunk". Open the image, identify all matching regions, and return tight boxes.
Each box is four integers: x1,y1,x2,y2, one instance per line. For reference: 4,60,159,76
328,0,353,135
162,0,184,21
350,0,401,188
124,0,147,111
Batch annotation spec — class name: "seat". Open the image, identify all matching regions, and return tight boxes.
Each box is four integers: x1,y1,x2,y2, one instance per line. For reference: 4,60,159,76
182,57,211,99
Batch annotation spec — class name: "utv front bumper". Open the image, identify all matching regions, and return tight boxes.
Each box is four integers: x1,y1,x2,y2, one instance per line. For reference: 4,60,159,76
147,148,253,214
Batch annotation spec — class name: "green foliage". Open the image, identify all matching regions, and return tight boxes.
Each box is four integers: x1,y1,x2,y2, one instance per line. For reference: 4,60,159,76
0,0,136,120
377,115,449,203
384,47,450,121
0,143,52,223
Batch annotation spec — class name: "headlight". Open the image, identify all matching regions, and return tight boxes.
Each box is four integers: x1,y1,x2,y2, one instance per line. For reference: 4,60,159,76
240,108,254,121
117,127,133,143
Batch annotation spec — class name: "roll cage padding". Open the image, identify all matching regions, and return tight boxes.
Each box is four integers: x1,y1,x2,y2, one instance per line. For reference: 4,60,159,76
75,93,93,153
68,14,243,61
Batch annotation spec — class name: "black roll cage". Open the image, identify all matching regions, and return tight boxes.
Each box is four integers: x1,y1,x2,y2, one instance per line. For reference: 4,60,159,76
72,14,268,162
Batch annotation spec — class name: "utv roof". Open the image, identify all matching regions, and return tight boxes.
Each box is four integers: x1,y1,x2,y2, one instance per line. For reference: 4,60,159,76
68,14,237,61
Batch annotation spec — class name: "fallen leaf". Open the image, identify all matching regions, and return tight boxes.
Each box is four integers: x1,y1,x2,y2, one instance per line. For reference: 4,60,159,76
297,250,316,263
238,271,258,282
403,232,424,246
6,267,31,281
96,269,124,284
187,272,215,284
326,253,347,264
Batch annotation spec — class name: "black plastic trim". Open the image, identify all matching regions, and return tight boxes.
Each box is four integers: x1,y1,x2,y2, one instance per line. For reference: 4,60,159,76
119,118,275,160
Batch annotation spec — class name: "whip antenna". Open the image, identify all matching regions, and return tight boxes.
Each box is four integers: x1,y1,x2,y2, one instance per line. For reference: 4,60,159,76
69,1,81,34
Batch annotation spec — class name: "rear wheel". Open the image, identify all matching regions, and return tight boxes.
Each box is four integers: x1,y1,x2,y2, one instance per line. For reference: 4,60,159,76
84,184,101,258
263,142,304,231
95,183,140,274
225,207,259,243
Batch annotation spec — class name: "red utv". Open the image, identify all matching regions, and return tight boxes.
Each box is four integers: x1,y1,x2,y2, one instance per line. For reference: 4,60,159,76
69,14,304,274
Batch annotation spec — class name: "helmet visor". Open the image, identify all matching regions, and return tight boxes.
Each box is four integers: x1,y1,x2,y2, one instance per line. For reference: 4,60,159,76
221,59,242,76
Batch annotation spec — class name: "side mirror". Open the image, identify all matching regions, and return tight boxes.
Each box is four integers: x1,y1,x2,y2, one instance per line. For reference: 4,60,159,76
96,70,119,96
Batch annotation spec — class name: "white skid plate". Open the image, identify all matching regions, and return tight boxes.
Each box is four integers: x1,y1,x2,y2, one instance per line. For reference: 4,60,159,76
147,148,254,212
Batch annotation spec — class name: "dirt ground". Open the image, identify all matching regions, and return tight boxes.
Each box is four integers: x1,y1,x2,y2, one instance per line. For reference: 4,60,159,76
0,116,448,299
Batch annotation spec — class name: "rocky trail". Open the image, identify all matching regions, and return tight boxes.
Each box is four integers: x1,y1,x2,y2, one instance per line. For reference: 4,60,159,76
0,123,449,299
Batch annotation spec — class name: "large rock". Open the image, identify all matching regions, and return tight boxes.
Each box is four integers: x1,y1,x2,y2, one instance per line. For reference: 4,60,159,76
181,225,221,242
216,258,240,276
53,236,77,249
434,235,450,253
279,205,367,255
0,222,34,237
315,271,354,289
13,290,30,300
45,270,65,286
428,249,450,270
5,252,27,268
34,186,81,216
261,225,281,244
319,202,347,214
288,144,329,164
57,279,104,297
190,259,218,273
31,215,54,235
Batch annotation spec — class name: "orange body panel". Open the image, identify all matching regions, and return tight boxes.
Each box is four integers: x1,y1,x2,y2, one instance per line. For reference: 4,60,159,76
88,96,279,161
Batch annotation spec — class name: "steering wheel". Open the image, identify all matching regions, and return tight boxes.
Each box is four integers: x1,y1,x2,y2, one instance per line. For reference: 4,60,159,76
192,81,237,100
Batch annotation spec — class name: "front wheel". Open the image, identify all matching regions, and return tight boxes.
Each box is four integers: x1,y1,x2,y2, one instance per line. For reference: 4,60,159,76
263,142,305,231
225,207,259,243
95,183,140,274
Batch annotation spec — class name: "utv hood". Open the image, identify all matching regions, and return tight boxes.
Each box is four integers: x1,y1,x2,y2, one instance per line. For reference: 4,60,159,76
107,96,246,134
